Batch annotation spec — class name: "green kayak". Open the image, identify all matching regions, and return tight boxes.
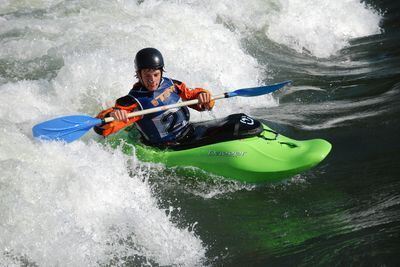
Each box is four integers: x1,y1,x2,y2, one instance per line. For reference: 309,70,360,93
106,114,331,183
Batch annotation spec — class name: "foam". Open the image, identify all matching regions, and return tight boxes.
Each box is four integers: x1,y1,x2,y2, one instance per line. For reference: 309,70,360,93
266,0,382,58
0,125,205,265
196,0,381,58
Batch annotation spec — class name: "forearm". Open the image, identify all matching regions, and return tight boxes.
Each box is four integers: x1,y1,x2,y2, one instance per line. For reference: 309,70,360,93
94,95,141,136
175,80,214,111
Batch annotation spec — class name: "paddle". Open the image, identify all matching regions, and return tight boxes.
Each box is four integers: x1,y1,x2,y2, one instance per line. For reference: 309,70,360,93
32,80,291,143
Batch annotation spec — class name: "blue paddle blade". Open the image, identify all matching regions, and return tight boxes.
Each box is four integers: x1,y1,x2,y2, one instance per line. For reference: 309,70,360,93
226,80,292,98
32,115,103,143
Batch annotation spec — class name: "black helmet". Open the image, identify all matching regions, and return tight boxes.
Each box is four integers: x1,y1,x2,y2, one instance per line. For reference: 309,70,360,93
134,47,164,70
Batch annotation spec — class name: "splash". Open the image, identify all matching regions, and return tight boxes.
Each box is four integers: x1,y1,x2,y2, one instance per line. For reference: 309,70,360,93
266,0,382,58
197,0,381,58
0,124,205,266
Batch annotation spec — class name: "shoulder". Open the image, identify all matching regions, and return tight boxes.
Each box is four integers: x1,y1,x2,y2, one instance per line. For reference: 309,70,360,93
128,82,149,97
116,95,136,107
169,78,188,93
161,76,183,86
172,79,183,85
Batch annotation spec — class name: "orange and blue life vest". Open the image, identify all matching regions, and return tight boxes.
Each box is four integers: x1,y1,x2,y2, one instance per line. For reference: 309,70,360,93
129,77,190,144
94,77,215,144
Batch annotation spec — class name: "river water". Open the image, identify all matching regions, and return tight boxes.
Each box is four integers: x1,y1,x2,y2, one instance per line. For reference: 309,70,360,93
1,0,399,266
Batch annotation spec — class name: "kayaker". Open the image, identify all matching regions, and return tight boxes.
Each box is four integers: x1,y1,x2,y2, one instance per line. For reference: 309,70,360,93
94,47,215,147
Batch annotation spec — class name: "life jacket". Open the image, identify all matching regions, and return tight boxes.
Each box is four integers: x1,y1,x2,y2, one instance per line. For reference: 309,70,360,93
94,77,213,141
129,77,190,144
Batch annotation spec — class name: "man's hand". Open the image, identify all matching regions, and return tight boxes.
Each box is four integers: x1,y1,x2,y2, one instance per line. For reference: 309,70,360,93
110,109,129,122
197,91,213,110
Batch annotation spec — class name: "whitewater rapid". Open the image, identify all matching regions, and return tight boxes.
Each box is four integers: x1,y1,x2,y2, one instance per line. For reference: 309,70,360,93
0,0,381,265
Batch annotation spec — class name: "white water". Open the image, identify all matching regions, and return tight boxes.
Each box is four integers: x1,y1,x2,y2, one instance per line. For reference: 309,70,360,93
0,129,205,265
266,0,382,58
0,0,381,265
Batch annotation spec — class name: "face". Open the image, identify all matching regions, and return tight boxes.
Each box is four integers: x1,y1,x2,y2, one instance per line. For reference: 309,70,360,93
139,69,162,91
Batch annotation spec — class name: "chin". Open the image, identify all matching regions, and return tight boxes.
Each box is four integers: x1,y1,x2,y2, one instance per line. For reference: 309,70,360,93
148,85,158,91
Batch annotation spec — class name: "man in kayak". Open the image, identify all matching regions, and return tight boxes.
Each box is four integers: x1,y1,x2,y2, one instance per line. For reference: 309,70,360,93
94,47,214,147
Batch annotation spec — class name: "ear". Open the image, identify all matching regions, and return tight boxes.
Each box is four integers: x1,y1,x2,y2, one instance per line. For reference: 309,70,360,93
136,70,143,84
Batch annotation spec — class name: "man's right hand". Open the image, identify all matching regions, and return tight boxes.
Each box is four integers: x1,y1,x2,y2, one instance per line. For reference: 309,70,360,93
197,91,214,110
110,109,129,122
